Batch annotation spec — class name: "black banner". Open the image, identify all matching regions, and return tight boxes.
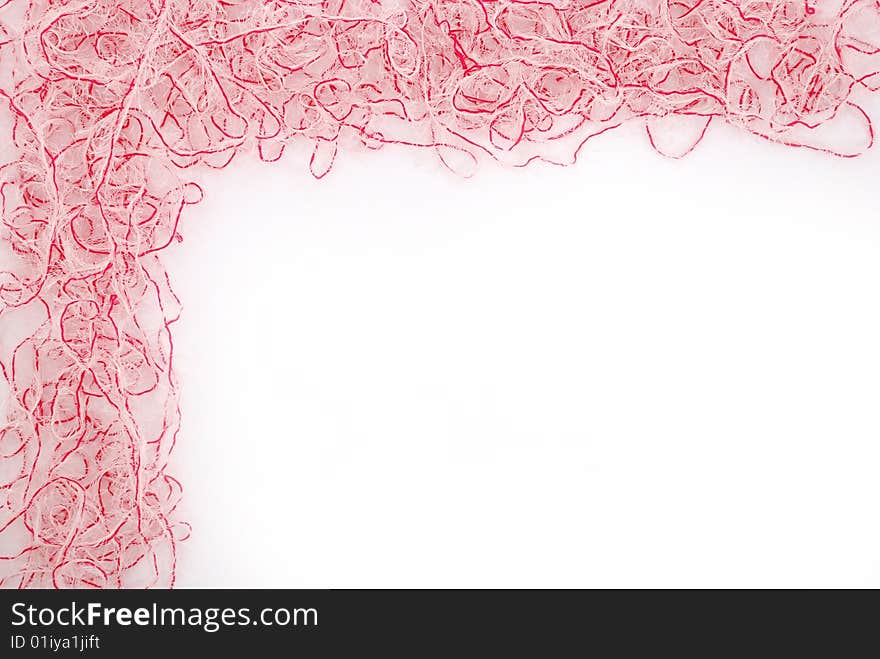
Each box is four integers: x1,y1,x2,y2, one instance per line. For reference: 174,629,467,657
0,589,872,655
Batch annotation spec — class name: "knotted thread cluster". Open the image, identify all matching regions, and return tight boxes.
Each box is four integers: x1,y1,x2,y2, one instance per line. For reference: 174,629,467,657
0,0,877,588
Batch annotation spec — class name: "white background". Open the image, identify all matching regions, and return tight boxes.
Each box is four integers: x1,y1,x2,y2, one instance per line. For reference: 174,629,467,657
166,107,880,588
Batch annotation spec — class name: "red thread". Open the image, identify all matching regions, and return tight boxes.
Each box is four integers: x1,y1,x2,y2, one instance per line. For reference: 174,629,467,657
0,0,878,588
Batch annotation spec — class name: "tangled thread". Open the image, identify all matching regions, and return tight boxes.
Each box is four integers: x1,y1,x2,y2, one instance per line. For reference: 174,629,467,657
0,0,878,588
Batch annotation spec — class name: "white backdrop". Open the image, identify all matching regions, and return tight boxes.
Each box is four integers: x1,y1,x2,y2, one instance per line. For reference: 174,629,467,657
164,112,880,588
